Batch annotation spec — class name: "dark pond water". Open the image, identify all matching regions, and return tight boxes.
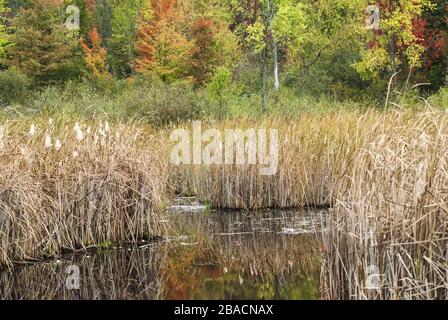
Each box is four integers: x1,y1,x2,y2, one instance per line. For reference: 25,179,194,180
0,206,324,300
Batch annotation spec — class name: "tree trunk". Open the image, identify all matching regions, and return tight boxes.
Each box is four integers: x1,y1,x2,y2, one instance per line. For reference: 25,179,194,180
273,41,280,90
389,35,398,87
260,49,268,113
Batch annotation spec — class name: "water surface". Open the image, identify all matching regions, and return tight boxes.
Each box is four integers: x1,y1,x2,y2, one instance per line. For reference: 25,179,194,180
0,207,324,300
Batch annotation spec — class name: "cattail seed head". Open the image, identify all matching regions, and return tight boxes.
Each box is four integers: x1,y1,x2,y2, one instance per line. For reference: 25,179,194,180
55,139,62,151
74,122,84,141
29,124,36,137
0,127,4,150
44,134,52,148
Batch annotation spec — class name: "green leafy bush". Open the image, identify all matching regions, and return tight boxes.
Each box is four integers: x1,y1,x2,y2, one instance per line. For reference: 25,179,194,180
429,87,448,109
0,68,32,105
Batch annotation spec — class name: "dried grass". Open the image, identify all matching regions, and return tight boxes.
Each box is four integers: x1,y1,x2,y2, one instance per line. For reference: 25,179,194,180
322,111,448,300
0,119,168,267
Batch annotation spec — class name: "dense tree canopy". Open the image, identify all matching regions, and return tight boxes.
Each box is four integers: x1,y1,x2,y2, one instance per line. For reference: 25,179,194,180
2,0,78,82
0,0,446,109
0,0,9,58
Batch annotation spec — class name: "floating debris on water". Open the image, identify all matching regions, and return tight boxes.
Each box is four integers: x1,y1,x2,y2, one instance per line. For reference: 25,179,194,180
280,227,312,235
168,197,209,213
168,205,208,213
180,242,199,246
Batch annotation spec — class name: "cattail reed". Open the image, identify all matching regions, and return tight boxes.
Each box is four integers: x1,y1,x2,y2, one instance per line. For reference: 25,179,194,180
0,119,168,267
321,111,448,300
168,112,375,209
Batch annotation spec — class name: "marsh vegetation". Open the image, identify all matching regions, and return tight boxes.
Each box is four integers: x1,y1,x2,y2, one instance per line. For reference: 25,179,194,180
0,110,447,300
0,0,447,301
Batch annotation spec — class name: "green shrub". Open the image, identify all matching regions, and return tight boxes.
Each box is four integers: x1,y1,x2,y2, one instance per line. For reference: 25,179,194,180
0,68,32,105
429,87,448,109
20,78,211,126
122,80,209,125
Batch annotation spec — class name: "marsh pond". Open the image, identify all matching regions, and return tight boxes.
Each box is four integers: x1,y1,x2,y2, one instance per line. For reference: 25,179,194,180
0,202,325,300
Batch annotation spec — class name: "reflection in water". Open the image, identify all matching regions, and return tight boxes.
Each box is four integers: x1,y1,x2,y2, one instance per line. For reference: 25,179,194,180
0,247,166,300
0,208,324,300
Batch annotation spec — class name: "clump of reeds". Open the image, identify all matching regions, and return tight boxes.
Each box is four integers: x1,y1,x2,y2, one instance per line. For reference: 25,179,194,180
322,111,448,300
0,119,168,267
169,112,377,209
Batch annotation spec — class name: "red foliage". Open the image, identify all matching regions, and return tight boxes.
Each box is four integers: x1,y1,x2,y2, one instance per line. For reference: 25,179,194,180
150,0,177,21
412,18,447,70
190,17,216,84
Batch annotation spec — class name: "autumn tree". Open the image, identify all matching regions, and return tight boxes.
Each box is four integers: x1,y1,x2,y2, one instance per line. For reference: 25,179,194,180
2,0,78,82
190,8,241,85
353,0,434,84
80,27,110,79
413,0,447,89
190,17,215,84
134,0,194,82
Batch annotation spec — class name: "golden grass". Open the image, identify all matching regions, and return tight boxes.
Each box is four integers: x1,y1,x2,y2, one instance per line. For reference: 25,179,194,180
0,119,168,267
322,111,448,300
2,109,448,299
169,112,377,209
168,110,448,299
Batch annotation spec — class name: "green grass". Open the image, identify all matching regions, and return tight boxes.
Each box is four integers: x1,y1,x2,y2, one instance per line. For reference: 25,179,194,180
2,79,439,124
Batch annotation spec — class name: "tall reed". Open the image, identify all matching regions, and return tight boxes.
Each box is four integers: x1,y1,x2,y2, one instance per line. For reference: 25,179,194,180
0,119,168,267
322,111,448,300
169,112,377,209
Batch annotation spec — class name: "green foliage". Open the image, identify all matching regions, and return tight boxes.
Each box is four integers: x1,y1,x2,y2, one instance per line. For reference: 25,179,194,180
354,47,389,80
208,66,232,99
271,0,307,51
0,0,446,119
108,0,145,77
210,21,241,69
244,0,307,54
0,0,9,58
208,66,232,117
429,87,448,108
0,67,31,105
18,77,208,126
121,78,207,124
93,0,114,40
282,0,367,92
2,0,79,83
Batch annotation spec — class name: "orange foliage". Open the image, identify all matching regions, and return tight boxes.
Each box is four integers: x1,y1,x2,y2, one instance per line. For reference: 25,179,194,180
134,0,194,81
151,0,177,20
80,28,110,78
86,0,95,13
